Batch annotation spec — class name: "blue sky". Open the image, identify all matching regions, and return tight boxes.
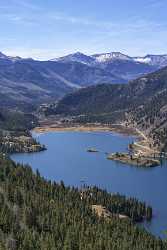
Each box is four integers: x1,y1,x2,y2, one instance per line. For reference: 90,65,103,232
0,0,167,59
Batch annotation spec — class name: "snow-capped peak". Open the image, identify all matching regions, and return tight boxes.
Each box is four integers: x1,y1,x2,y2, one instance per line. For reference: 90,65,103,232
50,52,95,65
92,52,132,63
0,52,8,59
0,52,22,62
50,51,167,68
134,54,167,67
134,57,152,64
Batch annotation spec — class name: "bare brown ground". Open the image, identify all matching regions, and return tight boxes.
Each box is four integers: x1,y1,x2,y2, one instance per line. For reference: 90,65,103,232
33,123,137,136
92,205,128,219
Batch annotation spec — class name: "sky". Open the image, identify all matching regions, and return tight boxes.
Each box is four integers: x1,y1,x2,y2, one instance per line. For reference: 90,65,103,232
0,0,167,60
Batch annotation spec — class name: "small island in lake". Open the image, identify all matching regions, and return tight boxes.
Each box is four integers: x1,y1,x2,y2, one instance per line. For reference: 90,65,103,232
87,148,99,153
107,152,160,167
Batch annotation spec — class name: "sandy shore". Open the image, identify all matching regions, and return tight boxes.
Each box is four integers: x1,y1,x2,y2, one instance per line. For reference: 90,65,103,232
33,123,161,157
33,124,138,136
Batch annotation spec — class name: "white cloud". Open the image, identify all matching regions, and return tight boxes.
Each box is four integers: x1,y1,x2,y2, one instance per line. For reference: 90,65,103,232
148,0,166,8
11,0,40,10
0,1,166,34
2,47,70,60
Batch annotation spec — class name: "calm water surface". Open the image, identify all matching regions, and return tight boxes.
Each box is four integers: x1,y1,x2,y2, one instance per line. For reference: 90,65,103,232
11,131,167,238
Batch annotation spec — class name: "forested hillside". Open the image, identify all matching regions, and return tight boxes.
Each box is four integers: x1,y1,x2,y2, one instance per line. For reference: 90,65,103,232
0,109,46,154
0,109,38,132
0,155,165,250
0,51,165,111
0,54,125,110
50,66,167,150
52,51,159,81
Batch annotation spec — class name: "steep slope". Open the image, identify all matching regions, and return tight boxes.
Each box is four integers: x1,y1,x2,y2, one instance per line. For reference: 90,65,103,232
126,68,167,149
54,52,160,81
1,50,167,111
53,66,167,150
51,51,96,65
92,52,132,62
134,54,167,68
0,155,165,250
93,52,167,69
0,58,74,110
0,53,124,110
30,60,124,87
0,108,38,132
53,84,126,115
97,59,156,81
0,52,9,59
55,66,167,114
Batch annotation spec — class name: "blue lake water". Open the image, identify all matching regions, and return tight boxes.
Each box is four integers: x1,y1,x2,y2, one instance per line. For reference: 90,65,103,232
11,131,167,238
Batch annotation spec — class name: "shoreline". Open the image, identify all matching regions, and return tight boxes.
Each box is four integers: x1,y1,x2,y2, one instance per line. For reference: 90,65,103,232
33,123,162,158
33,124,138,137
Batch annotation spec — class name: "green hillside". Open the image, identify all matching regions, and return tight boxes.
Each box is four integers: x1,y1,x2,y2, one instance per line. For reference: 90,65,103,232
0,155,165,250
52,67,167,151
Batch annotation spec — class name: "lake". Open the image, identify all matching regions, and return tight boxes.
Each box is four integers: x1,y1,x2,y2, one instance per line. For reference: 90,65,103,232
11,131,167,238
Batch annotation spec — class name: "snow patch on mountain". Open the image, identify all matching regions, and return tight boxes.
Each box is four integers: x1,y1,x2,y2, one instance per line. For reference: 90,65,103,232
51,52,95,65
0,52,8,59
0,51,23,62
92,52,132,63
134,57,152,64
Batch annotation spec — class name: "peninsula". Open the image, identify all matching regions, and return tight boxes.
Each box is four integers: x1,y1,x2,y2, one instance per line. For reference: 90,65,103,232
107,152,160,167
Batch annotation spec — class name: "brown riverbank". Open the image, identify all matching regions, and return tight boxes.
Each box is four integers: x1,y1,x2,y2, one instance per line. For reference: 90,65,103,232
33,123,138,136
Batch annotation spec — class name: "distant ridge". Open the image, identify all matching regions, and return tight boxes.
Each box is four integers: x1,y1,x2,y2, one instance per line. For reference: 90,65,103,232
51,51,167,81
51,51,167,68
0,51,124,110
0,50,167,110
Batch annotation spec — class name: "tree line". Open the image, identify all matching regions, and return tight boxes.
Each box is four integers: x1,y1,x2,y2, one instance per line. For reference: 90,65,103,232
0,155,166,250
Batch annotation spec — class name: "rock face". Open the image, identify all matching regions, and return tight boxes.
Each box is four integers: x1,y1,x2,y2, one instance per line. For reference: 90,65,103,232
92,205,129,219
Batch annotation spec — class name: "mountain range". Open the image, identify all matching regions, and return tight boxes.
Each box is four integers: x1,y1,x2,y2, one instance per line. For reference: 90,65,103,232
52,51,167,68
0,50,167,110
52,52,167,80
